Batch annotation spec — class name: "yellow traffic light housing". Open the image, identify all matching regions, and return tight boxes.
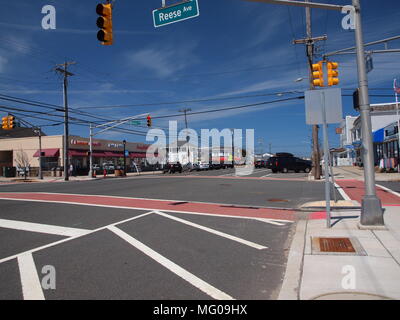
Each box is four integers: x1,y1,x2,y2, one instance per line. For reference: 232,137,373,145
312,62,324,87
96,3,113,45
2,116,9,130
147,115,152,127
7,115,14,129
327,61,339,86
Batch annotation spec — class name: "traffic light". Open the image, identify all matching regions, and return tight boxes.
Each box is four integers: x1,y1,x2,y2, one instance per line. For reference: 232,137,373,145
96,3,113,45
7,115,14,129
147,115,152,127
2,116,9,130
327,61,339,86
312,62,324,87
353,88,360,111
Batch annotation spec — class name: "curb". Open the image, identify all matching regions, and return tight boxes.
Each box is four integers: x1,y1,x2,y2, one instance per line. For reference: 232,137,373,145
278,219,307,300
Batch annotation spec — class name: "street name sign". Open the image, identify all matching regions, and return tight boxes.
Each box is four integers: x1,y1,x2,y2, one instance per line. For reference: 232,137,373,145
130,120,141,126
153,0,199,28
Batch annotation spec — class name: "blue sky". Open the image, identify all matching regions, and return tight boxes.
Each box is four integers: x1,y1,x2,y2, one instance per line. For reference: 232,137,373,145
0,0,400,157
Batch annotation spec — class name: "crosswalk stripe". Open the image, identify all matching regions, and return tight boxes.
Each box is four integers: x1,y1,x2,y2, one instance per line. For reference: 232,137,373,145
108,225,235,300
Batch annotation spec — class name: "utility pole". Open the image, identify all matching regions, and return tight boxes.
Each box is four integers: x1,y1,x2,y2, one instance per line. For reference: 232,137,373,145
55,61,75,181
293,0,326,180
179,108,191,162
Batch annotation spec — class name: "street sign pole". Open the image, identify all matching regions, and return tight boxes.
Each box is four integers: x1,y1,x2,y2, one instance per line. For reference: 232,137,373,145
321,92,331,228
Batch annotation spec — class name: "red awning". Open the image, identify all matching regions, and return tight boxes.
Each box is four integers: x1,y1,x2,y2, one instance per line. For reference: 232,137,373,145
92,152,106,157
33,148,59,157
104,151,123,157
68,150,87,157
129,153,147,158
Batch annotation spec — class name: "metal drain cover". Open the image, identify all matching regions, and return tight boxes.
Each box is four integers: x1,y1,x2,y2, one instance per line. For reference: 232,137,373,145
311,237,366,255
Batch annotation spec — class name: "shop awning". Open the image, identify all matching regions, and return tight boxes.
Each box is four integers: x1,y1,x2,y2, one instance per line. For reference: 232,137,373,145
129,153,147,158
373,128,384,143
33,148,59,157
104,151,123,157
68,150,87,157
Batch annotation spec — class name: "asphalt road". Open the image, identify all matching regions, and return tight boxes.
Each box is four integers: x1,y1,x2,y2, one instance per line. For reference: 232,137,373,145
0,168,336,209
0,168,340,300
0,200,294,300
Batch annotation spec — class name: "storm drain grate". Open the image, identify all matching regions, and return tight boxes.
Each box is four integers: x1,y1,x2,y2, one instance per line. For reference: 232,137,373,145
311,237,366,256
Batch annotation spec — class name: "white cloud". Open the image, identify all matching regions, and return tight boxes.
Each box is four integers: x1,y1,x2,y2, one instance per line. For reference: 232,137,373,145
126,41,199,78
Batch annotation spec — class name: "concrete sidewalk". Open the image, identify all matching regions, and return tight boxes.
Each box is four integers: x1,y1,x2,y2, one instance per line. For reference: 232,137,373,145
332,165,400,182
279,166,400,300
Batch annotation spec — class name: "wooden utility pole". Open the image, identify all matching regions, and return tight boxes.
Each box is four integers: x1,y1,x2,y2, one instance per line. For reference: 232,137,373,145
293,0,326,180
55,61,75,181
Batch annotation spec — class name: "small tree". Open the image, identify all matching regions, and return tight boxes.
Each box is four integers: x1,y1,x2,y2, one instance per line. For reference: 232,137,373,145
15,149,30,179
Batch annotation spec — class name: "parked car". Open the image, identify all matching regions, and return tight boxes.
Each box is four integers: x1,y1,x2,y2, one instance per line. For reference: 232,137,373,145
209,162,223,170
269,156,312,173
255,160,267,168
197,162,210,171
163,163,183,174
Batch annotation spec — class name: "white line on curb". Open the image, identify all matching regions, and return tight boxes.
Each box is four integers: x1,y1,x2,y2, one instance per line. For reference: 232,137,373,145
108,225,234,300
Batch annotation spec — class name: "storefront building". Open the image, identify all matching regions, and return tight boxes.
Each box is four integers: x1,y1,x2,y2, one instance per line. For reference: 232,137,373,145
0,134,153,176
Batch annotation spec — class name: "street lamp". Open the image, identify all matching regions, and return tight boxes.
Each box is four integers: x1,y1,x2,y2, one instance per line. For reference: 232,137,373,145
123,139,127,176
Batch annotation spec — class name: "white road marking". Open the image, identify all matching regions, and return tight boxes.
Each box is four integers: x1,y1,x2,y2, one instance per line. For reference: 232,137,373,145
0,211,154,265
154,210,268,250
376,184,400,198
17,253,45,300
333,182,352,201
107,225,234,300
261,174,272,178
253,218,285,226
0,218,90,237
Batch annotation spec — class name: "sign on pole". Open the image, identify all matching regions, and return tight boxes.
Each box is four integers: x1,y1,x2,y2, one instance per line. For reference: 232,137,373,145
153,0,199,28
305,88,343,125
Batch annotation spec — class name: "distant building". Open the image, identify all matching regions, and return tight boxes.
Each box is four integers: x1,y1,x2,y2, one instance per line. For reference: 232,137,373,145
0,134,153,176
334,115,358,166
350,102,399,170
